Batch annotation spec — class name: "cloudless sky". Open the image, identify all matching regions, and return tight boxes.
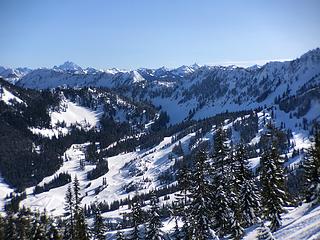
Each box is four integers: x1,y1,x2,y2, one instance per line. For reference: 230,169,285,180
1,0,320,69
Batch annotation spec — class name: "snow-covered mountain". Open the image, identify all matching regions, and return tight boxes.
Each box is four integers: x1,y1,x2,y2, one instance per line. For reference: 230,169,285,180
12,48,320,124
1,49,320,239
0,66,32,84
53,61,83,72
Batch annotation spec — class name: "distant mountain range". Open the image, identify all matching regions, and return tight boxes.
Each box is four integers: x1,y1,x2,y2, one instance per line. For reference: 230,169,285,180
1,48,320,123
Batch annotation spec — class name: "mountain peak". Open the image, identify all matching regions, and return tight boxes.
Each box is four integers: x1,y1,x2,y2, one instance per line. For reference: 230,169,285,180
54,61,82,72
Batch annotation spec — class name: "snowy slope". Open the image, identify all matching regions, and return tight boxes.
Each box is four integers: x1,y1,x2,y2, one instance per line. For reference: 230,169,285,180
14,48,320,124
30,99,102,138
51,100,101,128
9,101,317,239
0,86,24,105
19,104,316,215
0,66,31,84
244,203,320,240
20,131,196,215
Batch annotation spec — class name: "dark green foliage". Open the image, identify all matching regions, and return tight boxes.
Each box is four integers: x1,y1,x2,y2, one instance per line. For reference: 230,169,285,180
85,142,100,164
260,133,288,232
304,126,320,203
64,177,89,240
146,192,163,240
128,196,145,240
92,206,106,240
151,111,170,132
4,191,27,213
188,150,218,240
210,127,232,237
34,172,71,194
87,159,109,180
234,145,261,226
64,185,74,239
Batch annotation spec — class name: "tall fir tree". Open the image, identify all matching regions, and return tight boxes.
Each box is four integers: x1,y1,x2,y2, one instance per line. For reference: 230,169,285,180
171,216,184,240
72,176,89,240
128,196,145,240
174,164,192,239
260,139,287,232
16,207,32,239
211,127,230,177
64,184,74,240
92,205,106,240
146,192,163,240
210,127,232,237
5,213,18,240
234,144,261,226
226,147,244,239
74,211,89,240
188,150,218,240
73,175,81,216
304,127,320,203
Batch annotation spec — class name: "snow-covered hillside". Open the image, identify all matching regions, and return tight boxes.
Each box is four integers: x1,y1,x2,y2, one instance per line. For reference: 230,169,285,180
14,104,319,239
0,86,24,105
30,99,102,138
1,49,320,239
0,66,31,84
10,48,320,124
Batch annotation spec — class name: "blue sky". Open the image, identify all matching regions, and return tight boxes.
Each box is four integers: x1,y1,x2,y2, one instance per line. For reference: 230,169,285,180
1,0,320,69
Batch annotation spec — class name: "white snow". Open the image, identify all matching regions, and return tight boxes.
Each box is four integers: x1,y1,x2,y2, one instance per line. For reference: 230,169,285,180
244,203,320,240
51,100,101,128
0,87,24,105
0,177,14,211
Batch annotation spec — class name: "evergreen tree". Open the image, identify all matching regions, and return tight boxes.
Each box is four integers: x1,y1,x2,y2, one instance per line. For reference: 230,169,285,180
73,175,81,216
175,164,192,210
64,184,74,240
0,214,4,240
210,127,232,237
226,147,243,239
212,184,232,237
92,206,106,240
146,192,163,240
188,150,218,240
304,127,320,203
16,207,32,239
4,213,18,240
32,219,46,240
128,197,145,240
234,144,261,226
74,211,89,240
240,178,261,226
260,140,287,232
71,176,89,240
174,164,192,239
47,221,61,240
230,212,243,240
211,127,230,176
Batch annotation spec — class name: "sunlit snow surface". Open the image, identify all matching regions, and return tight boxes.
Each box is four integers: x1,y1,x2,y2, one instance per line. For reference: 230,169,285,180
30,100,102,138
0,92,318,238
51,100,101,127
0,87,24,105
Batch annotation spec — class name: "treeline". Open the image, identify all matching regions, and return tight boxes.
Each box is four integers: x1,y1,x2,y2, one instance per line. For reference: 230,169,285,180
33,172,71,195
1,124,319,239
